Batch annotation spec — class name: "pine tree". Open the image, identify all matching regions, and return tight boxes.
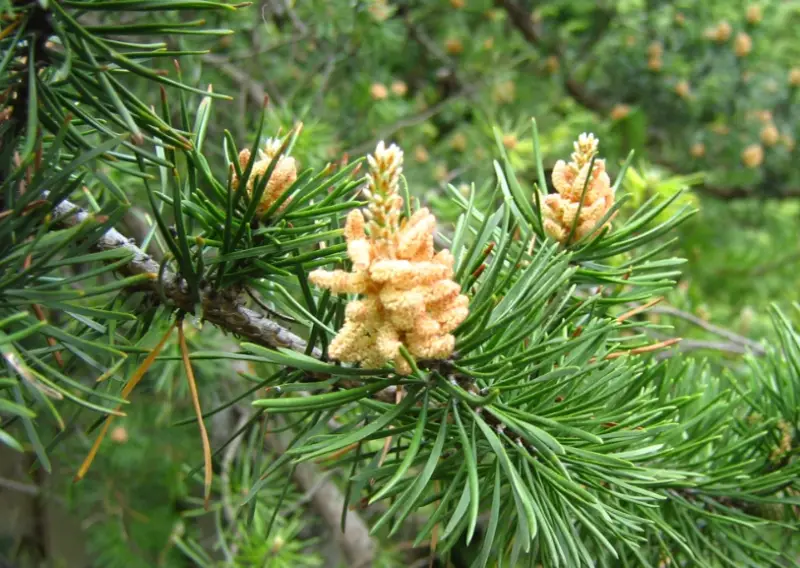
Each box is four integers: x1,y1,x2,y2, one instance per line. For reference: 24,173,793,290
0,2,797,567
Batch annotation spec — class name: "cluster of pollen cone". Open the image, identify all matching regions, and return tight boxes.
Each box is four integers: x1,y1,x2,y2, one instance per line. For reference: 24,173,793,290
232,138,298,216
542,133,615,244
310,142,469,375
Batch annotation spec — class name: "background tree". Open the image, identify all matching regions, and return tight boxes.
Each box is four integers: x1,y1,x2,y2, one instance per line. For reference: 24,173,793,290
0,1,797,568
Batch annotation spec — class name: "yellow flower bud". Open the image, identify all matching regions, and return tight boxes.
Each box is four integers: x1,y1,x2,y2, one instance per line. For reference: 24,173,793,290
445,37,464,55
450,132,467,152
710,123,730,136
715,21,732,42
502,133,518,150
390,80,408,96
232,138,298,217
790,67,800,87
675,80,691,99
492,80,516,104
753,110,773,123
761,124,779,146
111,425,129,444
370,83,389,100
433,163,449,182
368,0,392,22
746,4,762,24
741,144,764,168
647,41,663,58
734,32,752,57
544,55,560,74
270,536,285,554
610,104,631,120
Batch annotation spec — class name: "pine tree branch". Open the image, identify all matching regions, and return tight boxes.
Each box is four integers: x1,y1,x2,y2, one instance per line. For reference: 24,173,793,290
345,84,480,156
51,197,316,356
650,305,766,355
201,53,284,108
0,475,40,496
656,338,756,358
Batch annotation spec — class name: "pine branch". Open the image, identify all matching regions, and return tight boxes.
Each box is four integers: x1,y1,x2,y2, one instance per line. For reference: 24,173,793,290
651,305,766,355
201,53,285,108
51,197,316,356
345,84,481,156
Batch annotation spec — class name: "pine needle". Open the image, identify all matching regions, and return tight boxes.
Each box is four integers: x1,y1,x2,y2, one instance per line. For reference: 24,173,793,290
178,318,213,510
30,303,64,368
604,337,682,360
377,388,404,469
616,297,664,323
429,481,440,568
74,321,177,482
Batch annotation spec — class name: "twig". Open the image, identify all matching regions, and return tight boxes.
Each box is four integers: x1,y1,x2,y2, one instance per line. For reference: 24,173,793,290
313,54,338,105
0,475,40,495
224,33,311,62
178,318,213,509
281,469,336,515
276,0,308,35
122,206,164,262
655,339,756,360
650,305,766,355
202,53,285,108
346,85,481,156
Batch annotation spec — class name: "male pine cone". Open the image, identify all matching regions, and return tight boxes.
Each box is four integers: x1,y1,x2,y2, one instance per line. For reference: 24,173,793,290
232,138,298,216
542,133,615,244
310,142,469,375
